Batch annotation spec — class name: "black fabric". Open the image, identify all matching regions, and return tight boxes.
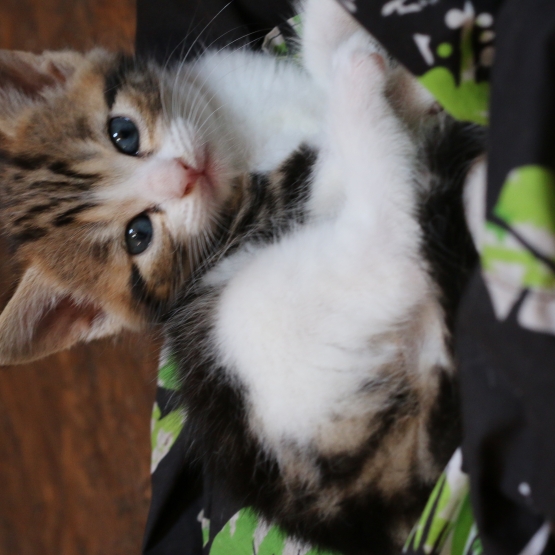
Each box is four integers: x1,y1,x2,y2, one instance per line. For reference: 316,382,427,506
348,0,497,80
143,421,203,555
457,272,551,555
487,0,555,211
135,0,293,62
201,473,244,553
454,0,555,552
143,417,243,555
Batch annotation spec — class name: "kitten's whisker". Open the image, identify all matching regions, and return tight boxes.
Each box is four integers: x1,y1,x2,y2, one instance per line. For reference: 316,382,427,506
177,35,263,133
160,0,204,72
186,28,262,74
193,105,226,140
185,29,265,90
170,1,233,119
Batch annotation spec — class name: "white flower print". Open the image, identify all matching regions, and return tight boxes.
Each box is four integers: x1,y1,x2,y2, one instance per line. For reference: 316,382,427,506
445,1,475,29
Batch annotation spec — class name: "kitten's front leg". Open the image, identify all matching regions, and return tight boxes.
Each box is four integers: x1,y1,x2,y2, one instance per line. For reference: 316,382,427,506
301,0,384,88
320,38,421,254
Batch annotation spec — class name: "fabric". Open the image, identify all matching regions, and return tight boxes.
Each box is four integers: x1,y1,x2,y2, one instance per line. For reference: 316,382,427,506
404,450,482,555
456,2,555,555
137,1,555,555
135,0,294,61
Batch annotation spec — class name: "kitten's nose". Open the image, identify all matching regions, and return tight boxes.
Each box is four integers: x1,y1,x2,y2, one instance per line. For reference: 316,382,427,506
177,159,204,196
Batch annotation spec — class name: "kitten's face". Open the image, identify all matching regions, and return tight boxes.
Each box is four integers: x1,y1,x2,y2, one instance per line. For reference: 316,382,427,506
0,49,241,364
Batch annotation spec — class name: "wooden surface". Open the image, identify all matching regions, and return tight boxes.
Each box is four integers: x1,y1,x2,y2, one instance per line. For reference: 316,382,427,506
0,0,136,53
0,2,161,555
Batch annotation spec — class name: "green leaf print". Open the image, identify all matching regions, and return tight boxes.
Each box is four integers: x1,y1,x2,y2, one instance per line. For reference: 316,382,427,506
419,67,489,125
481,166,555,292
210,508,338,555
494,166,555,237
150,403,186,472
158,358,181,391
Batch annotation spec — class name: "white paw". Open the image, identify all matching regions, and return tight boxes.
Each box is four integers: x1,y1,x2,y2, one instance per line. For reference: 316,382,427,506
331,33,389,107
332,31,389,69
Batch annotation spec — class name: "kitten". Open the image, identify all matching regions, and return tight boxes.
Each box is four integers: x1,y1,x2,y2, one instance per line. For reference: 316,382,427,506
0,1,483,554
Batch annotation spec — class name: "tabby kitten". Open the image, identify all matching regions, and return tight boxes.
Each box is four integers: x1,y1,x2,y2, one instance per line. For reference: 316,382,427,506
0,2,482,554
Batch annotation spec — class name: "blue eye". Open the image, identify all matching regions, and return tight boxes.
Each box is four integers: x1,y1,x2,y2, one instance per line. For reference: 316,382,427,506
109,117,140,155
125,214,153,255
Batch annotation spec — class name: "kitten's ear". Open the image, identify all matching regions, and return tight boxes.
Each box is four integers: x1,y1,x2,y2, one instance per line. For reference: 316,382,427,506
0,50,82,101
0,266,126,365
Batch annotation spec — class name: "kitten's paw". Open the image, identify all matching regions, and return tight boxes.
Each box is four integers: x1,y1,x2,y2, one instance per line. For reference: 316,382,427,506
334,30,389,67
330,33,389,113
301,0,361,85
324,33,404,165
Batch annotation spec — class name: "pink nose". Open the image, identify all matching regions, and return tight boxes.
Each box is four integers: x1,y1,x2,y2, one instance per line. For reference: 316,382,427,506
177,159,204,196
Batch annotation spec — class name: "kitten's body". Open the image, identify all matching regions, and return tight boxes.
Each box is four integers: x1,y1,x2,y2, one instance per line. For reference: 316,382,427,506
0,2,482,554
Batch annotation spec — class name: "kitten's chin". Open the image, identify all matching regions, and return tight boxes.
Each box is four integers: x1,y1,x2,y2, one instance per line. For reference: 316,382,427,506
161,176,234,242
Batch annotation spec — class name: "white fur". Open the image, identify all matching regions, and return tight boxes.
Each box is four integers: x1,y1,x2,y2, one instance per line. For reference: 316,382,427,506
191,50,324,171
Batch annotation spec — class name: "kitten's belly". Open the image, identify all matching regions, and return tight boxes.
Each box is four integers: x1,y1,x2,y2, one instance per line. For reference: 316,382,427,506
209,220,449,457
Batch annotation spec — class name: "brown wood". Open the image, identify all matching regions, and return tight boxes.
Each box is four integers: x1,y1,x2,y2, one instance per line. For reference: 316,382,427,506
0,0,136,53
0,2,161,555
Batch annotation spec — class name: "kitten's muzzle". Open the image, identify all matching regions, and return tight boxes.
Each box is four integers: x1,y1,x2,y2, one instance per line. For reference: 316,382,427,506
153,158,208,199
177,159,206,196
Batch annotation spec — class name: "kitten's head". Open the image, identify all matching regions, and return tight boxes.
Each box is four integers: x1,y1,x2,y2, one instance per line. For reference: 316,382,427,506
0,49,242,364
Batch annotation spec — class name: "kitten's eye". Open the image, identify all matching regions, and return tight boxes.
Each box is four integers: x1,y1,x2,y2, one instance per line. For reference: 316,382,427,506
109,117,140,156
125,214,153,255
